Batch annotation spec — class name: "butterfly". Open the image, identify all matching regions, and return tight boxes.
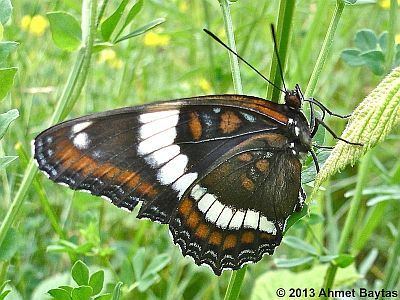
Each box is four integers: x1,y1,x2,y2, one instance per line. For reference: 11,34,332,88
33,28,361,275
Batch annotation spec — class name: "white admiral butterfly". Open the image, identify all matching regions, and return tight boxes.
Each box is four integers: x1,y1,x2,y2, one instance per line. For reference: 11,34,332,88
33,28,361,275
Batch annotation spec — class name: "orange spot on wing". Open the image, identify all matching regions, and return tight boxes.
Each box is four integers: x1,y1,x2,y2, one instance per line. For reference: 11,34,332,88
258,108,288,124
137,182,158,198
187,210,200,228
117,171,140,188
238,153,252,161
243,101,288,124
260,232,274,240
223,234,237,250
188,112,202,140
220,111,241,134
256,159,269,172
264,133,288,148
209,231,222,246
195,223,210,239
240,175,255,192
179,197,193,216
241,231,255,243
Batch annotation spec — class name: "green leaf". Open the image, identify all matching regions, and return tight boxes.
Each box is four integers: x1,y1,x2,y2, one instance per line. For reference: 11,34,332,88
355,29,378,52
48,288,72,300
71,260,89,286
120,0,144,34
378,31,388,52
395,44,400,67
111,282,123,300
0,41,19,61
0,156,18,169
0,23,3,40
333,254,354,268
0,280,10,293
59,286,73,294
47,12,81,51
71,286,92,300
251,264,360,300
0,67,17,100
284,204,308,233
93,42,114,53
360,50,385,75
314,66,400,190
137,276,159,292
101,0,129,41
302,151,330,184
0,109,19,139
274,256,314,268
89,270,104,295
115,18,166,43
132,248,145,280
341,49,365,66
0,290,11,300
0,228,22,261
319,255,339,263
282,236,318,255
307,213,324,225
0,0,12,25
142,253,170,278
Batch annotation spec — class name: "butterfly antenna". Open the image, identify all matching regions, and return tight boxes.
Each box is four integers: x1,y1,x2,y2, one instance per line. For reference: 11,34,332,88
203,28,285,94
270,24,287,92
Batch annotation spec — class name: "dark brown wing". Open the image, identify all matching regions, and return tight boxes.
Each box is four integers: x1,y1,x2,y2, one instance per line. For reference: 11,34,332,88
168,131,303,275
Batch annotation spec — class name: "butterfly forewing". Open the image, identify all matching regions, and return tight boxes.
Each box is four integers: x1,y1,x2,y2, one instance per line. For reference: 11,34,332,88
34,95,304,274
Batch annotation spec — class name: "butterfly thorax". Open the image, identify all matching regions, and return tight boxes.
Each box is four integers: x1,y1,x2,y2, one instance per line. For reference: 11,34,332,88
284,87,312,156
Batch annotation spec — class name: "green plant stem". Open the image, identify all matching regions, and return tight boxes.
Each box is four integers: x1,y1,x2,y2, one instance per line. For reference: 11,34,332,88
218,0,242,94
97,0,110,27
217,1,246,299
0,143,11,207
223,266,247,300
0,0,97,248
304,0,345,98
266,0,296,102
385,0,397,72
202,0,218,92
15,143,66,239
294,0,330,84
321,150,372,298
379,219,400,299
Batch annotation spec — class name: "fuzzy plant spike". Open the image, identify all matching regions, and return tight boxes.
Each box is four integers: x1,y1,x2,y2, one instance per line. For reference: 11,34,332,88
314,66,400,191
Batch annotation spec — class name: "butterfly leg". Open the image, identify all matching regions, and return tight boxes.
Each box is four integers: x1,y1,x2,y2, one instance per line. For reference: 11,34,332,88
315,118,363,146
306,98,352,119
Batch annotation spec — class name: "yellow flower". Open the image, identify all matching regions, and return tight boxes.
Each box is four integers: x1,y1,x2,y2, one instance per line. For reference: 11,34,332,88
21,15,49,36
30,15,49,36
98,48,123,69
379,0,400,9
178,1,188,13
396,34,400,45
197,78,212,93
143,32,170,47
20,15,32,31
98,48,116,62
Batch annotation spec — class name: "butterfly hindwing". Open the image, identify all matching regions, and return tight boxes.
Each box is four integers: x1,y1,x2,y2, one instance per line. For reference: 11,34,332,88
169,132,303,274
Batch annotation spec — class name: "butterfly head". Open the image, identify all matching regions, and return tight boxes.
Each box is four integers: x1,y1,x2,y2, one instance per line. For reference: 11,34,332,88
285,84,304,110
